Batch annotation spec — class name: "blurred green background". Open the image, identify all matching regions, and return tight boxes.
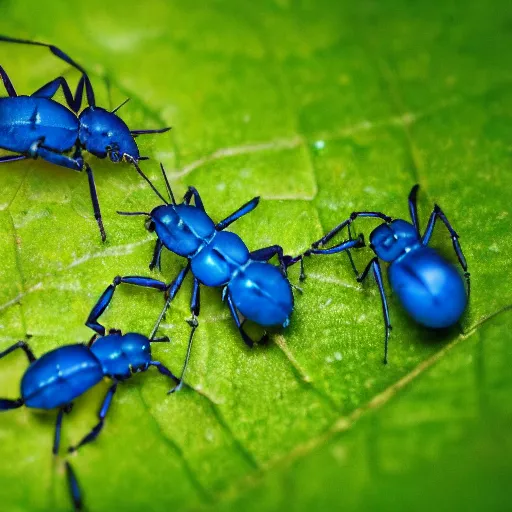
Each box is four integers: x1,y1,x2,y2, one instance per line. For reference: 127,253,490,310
0,0,510,510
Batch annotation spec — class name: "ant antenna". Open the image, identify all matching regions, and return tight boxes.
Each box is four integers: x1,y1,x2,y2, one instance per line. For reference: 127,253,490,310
160,163,176,205
130,160,169,205
111,98,130,114
117,211,150,216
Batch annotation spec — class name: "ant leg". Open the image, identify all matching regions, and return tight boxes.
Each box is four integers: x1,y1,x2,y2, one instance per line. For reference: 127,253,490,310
345,224,360,276
53,404,72,455
0,35,96,107
215,197,260,231
86,275,168,335
308,235,365,256
291,235,364,280
0,341,34,410
26,139,105,242
0,154,27,164
407,184,421,234
32,75,85,113
225,291,265,348
310,212,391,249
65,462,83,511
183,186,205,210
68,382,118,453
250,245,288,275
0,65,17,96
422,204,470,295
282,253,306,281
358,257,392,364
168,278,201,394
149,265,191,340
27,139,83,170
285,227,361,281
149,361,180,388
83,163,106,242
149,239,164,271
87,333,99,348
0,397,24,410
53,408,65,455
0,340,36,363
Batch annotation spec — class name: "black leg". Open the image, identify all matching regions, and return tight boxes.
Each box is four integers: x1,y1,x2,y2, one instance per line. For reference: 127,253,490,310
149,239,164,271
68,382,118,453
65,462,83,511
168,277,201,394
216,196,260,231
53,406,72,455
191,278,200,317
421,204,470,295
250,245,288,275
289,235,364,280
0,398,24,410
23,141,105,242
84,163,106,242
0,340,37,363
149,265,191,340
0,154,27,164
53,408,64,455
0,65,17,96
357,257,392,364
0,342,35,410
311,212,391,249
87,333,99,348
28,138,83,171
0,35,96,107
183,186,205,210
345,224,360,276
407,184,421,234
32,75,85,113
53,404,73,455
86,275,168,335
225,291,267,348
149,361,180,386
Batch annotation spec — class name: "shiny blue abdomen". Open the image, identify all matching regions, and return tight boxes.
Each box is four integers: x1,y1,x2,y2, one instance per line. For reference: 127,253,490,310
90,332,151,379
192,231,250,286
152,204,216,257
20,344,103,410
0,96,79,153
228,261,293,327
389,246,467,328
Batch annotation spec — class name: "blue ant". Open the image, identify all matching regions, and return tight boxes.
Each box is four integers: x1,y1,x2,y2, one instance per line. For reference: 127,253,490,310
85,162,365,391
0,313,179,508
0,35,170,241
286,185,470,364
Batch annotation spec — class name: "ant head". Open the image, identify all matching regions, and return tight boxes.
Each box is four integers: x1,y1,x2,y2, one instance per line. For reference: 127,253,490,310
78,106,139,162
149,203,179,234
369,219,419,262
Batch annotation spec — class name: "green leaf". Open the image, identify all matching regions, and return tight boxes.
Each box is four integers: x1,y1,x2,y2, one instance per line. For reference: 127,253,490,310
0,1,510,511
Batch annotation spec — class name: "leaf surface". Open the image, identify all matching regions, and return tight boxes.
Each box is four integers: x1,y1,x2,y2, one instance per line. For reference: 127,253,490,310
0,1,510,510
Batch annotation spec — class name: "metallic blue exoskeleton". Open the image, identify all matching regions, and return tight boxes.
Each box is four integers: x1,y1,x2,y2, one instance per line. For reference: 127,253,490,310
85,163,362,391
288,185,470,363
0,323,177,508
0,35,171,240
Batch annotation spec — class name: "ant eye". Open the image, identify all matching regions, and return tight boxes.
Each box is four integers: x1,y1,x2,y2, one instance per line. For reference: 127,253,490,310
145,218,155,232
